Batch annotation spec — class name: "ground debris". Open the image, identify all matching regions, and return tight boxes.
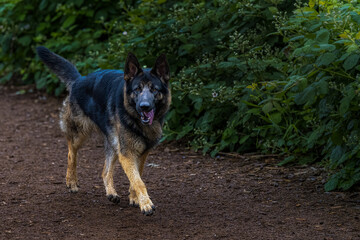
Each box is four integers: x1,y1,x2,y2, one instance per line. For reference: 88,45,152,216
0,87,359,240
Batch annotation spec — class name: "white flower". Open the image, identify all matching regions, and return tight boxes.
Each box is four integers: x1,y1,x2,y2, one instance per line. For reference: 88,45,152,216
122,31,128,35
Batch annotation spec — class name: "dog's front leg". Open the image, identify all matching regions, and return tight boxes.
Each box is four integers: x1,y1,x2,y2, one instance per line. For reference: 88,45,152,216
118,153,155,216
129,151,149,207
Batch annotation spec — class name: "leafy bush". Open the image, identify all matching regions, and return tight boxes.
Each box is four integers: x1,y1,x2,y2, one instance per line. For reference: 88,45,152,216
272,0,360,190
107,0,360,190
0,0,130,95
1,0,359,190
104,0,294,155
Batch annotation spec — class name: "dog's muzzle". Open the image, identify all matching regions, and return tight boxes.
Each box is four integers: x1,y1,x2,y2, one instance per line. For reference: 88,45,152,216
140,109,155,125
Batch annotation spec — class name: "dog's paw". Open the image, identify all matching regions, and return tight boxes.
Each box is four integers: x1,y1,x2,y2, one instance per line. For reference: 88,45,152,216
129,194,139,207
129,199,139,208
140,199,155,216
66,182,79,193
141,204,156,216
129,188,139,207
107,194,120,204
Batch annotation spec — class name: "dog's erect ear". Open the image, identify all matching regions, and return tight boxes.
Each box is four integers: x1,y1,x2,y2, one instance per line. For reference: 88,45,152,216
151,53,170,83
124,52,142,81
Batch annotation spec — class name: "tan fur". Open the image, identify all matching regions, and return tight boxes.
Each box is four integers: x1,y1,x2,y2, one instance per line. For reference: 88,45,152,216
102,149,118,198
118,152,153,213
66,140,79,192
129,151,149,206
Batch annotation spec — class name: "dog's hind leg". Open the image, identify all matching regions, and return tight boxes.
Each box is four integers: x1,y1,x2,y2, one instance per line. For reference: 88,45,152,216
66,136,85,193
102,139,120,204
129,151,149,207
60,97,92,193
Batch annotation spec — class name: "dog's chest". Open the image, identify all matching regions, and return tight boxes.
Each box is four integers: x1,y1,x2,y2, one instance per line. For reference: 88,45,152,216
116,122,162,155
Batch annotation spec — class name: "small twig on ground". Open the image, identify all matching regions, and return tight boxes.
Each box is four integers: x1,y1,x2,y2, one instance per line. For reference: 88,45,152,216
217,152,247,159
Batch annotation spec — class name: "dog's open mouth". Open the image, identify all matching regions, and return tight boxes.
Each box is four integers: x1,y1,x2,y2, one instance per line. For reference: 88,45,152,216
140,109,155,125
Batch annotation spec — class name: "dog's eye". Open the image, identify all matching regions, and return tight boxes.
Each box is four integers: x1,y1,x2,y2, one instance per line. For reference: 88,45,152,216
151,88,158,94
134,87,141,93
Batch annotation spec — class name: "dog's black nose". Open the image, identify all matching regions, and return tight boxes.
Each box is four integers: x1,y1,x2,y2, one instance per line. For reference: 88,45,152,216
140,102,151,111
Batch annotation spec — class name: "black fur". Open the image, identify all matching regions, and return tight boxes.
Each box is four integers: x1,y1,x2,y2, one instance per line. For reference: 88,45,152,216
36,46,81,87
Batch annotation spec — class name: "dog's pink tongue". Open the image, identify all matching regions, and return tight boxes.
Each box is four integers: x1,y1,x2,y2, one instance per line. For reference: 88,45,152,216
144,109,154,125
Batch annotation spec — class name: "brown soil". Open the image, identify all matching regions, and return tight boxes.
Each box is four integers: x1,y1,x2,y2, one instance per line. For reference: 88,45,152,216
0,86,359,240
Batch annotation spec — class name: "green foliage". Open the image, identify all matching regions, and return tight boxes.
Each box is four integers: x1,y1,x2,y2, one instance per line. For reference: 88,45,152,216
0,0,131,95
105,0,293,157
271,0,360,190
1,0,360,190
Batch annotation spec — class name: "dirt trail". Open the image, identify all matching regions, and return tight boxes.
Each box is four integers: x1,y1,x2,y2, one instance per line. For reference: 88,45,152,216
0,86,359,240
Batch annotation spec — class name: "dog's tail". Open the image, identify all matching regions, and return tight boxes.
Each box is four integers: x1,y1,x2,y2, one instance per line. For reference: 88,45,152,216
36,46,81,86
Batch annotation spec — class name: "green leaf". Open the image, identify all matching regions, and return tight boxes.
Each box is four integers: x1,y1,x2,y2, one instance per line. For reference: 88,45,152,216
341,178,356,191
269,112,281,124
2,33,12,53
324,175,339,192
55,84,66,96
191,22,203,34
176,125,193,140
39,0,48,11
262,102,273,114
316,52,336,66
316,78,329,95
350,12,360,25
268,6,278,14
247,108,261,115
178,44,195,56
331,131,343,146
278,156,295,166
343,54,360,71
36,77,47,89
315,29,330,44
339,86,355,116
175,103,190,114
218,61,237,68
95,9,108,20
339,97,351,116
193,98,203,111
74,0,84,7
288,35,304,42
320,44,335,51
346,43,359,52
197,63,211,69
334,39,352,45
18,35,32,46
239,135,249,144
339,52,351,61
222,128,238,144
294,86,315,105
242,101,260,108
330,146,344,164
308,22,322,32
62,15,76,29
273,101,283,112
0,72,13,84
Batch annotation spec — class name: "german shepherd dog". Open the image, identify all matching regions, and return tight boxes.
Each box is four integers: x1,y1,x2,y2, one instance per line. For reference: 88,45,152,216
36,46,171,216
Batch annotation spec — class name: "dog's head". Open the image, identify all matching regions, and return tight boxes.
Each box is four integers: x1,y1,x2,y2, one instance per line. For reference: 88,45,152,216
123,53,171,126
